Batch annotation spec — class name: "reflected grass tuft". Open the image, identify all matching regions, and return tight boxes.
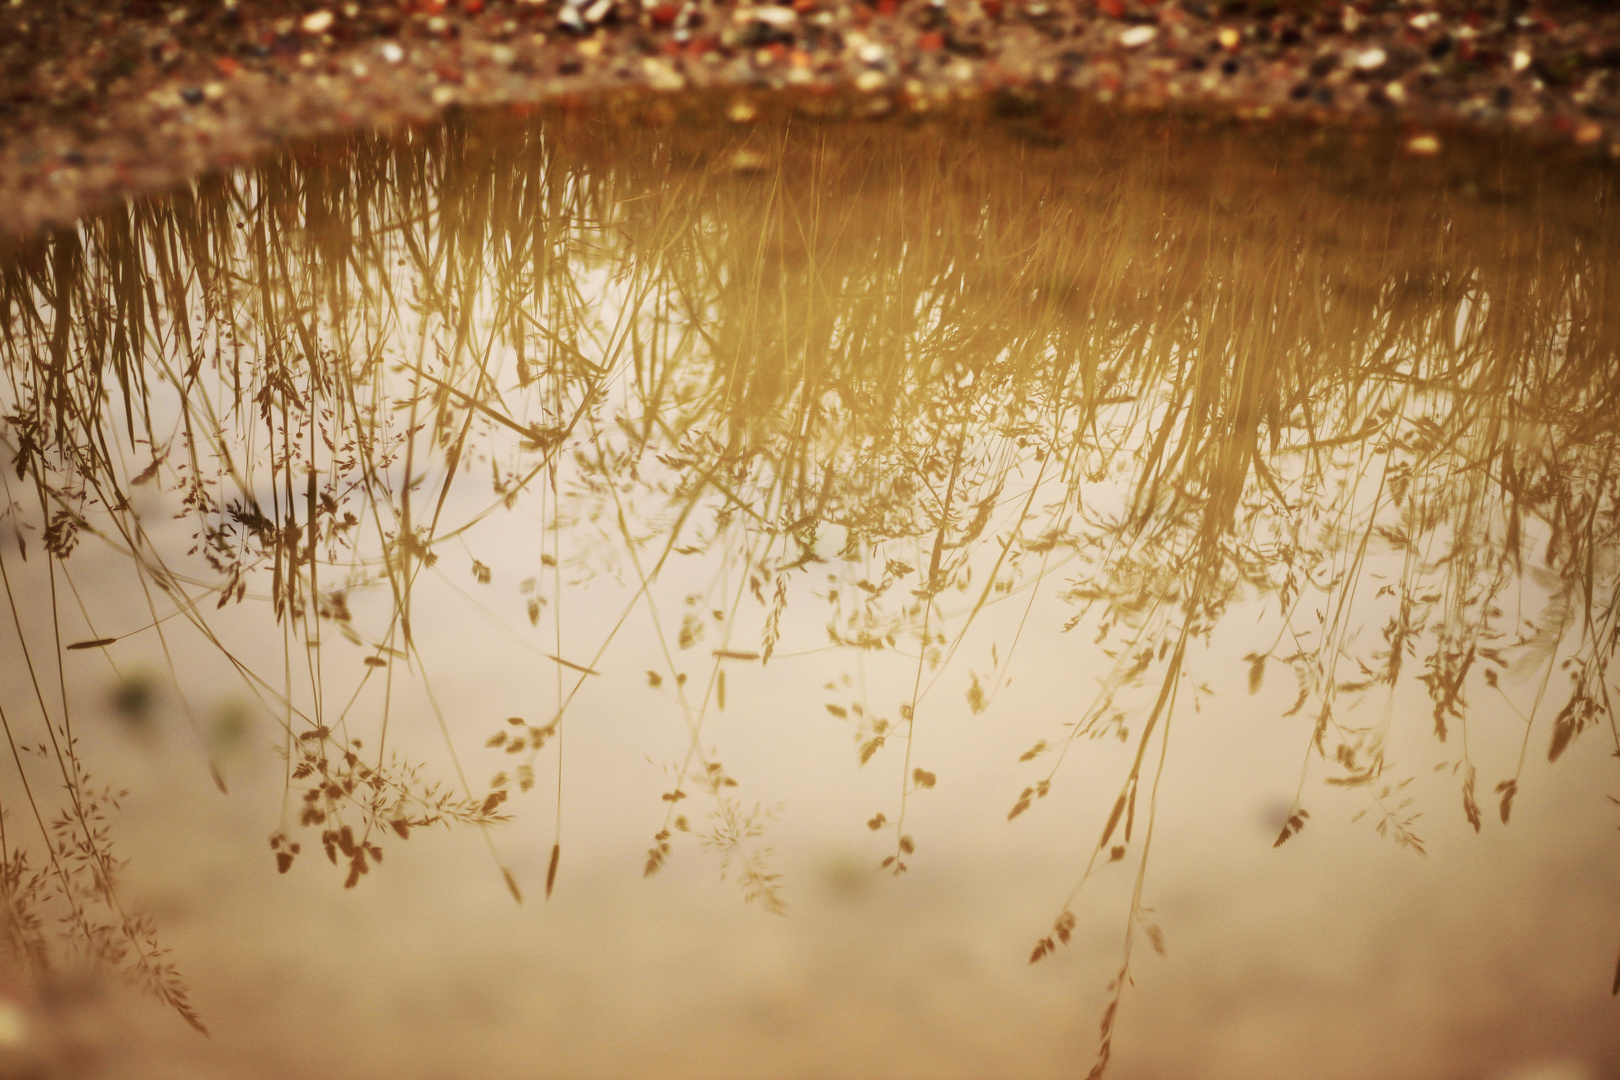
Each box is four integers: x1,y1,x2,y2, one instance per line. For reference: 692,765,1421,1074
2,101,1619,1054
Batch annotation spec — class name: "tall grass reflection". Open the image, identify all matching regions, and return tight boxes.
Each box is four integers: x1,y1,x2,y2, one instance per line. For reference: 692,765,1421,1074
1,103,1618,1059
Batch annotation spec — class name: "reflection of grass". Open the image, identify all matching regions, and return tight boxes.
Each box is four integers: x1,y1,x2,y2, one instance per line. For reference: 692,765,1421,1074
2,99,1619,1055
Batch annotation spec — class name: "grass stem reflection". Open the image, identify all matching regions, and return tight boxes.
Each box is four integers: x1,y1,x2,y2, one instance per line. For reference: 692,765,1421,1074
1,101,1618,1071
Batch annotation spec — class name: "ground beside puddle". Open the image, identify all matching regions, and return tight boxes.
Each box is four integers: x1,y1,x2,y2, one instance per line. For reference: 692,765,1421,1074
4,0,1620,236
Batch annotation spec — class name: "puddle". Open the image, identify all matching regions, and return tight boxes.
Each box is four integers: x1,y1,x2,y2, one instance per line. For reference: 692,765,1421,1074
0,106,1618,1079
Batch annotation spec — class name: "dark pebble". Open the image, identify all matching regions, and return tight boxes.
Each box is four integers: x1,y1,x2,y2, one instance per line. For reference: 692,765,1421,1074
180,87,205,105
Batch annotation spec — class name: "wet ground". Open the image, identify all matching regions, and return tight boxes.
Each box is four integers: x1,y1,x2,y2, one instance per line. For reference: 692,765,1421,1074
5,0,1620,236
1,84,1620,1080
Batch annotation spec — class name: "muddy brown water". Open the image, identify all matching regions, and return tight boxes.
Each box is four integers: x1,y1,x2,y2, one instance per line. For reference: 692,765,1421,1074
0,106,1617,1080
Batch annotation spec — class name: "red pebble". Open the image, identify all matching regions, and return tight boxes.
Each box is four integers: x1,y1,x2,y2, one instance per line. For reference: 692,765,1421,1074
1097,0,1123,16
650,2,679,25
214,56,241,75
463,0,484,11
981,0,1002,15
917,29,944,50
876,0,898,14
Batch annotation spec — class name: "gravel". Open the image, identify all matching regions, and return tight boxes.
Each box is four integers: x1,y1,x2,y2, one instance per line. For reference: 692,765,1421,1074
4,0,1620,238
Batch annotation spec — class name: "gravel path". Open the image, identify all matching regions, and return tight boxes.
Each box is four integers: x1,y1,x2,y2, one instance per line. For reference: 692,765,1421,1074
4,0,1620,237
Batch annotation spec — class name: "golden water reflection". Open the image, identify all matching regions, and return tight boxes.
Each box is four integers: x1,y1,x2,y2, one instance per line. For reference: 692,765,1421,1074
1,102,1618,1079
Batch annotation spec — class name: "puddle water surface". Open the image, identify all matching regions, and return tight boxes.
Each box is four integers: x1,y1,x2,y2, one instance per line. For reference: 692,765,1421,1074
0,106,1618,1080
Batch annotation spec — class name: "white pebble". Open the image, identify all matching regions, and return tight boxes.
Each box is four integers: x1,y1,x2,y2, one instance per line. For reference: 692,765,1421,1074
1119,25,1157,48
642,57,685,90
733,5,797,29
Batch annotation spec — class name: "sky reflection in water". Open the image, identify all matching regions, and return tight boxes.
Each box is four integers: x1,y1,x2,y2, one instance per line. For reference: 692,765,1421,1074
0,102,1618,1079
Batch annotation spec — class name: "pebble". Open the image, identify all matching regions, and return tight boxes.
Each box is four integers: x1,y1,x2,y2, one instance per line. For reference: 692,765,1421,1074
642,57,684,91
378,41,404,64
734,6,798,30
302,10,334,35
1119,25,1157,48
